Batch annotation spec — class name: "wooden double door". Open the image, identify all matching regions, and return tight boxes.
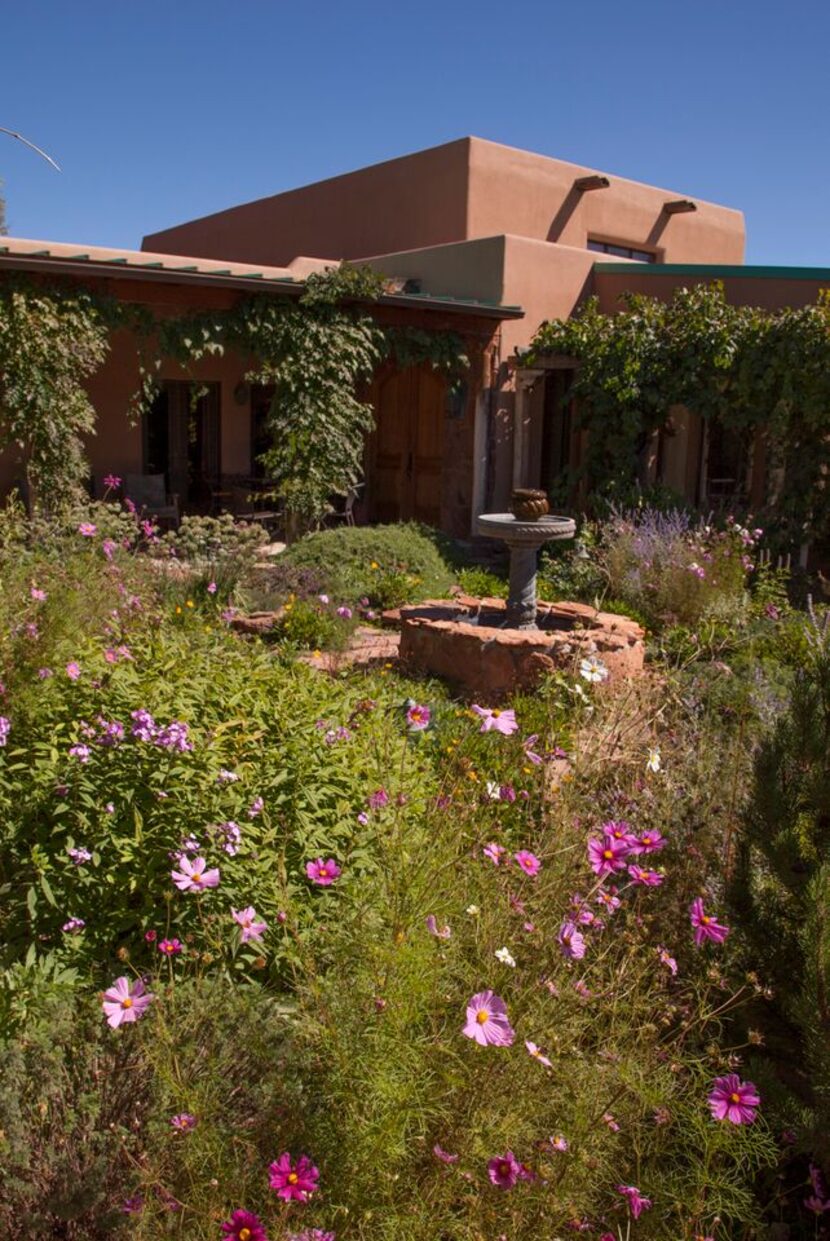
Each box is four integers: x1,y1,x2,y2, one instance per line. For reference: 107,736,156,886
366,364,446,527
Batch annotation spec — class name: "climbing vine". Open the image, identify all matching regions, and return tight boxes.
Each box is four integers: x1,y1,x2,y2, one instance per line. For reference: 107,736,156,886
0,265,469,525
528,282,830,544
0,280,110,510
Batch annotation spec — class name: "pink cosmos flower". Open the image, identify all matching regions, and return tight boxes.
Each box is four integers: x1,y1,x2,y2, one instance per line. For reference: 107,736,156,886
103,473,122,489
306,858,341,886
207,580,217,594
462,990,515,1046
514,850,541,876
232,906,268,943
522,734,544,764
78,522,97,537
617,1185,652,1219
30,586,47,601
336,605,352,618
62,917,85,933
102,976,154,1028
406,703,431,730
602,819,638,849
483,841,507,865
602,1111,620,1132
488,1150,520,1189
588,836,630,876
472,705,519,735
170,1112,197,1131
657,946,678,975
595,886,621,912
368,788,389,810
171,856,220,893
425,914,451,939
268,1152,320,1202
525,1040,552,1067
433,1143,459,1164
549,1134,569,1152
221,1209,269,1241
708,1073,760,1124
629,827,666,855
102,538,118,560
628,865,664,886
689,897,730,946
158,938,183,956
558,920,586,960
66,661,81,681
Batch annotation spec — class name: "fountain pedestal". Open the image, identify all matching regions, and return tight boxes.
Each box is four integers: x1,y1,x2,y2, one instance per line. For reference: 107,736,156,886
475,513,576,628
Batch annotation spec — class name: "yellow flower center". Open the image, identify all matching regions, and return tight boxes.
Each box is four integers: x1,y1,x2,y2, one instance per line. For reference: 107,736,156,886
492,709,501,717
193,871,203,883
730,1092,741,1103
602,849,613,860
239,1230,251,1241
701,914,711,924
121,997,133,1009
287,1172,299,1184
476,1009,489,1024
319,867,328,878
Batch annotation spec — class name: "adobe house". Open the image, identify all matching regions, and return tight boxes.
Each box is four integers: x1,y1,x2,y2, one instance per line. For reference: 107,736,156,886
2,137,829,533
146,136,830,521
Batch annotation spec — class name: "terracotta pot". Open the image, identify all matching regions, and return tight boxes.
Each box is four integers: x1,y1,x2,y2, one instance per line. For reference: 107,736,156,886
510,489,549,521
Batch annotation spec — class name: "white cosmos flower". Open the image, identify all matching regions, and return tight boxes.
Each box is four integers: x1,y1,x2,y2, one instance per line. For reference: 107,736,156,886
495,946,516,968
579,655,609,684
647,747,662,773
485,781,501,801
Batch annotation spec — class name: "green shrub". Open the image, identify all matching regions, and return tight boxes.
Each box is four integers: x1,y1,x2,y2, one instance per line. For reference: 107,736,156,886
279,523,455,605
157,513,268,595
455,566,508,598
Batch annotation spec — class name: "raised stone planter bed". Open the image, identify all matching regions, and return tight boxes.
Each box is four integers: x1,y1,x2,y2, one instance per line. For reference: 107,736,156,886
385,595,645,698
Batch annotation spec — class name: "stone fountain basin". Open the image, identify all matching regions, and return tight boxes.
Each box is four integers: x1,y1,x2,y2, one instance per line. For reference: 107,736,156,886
384,595,645,698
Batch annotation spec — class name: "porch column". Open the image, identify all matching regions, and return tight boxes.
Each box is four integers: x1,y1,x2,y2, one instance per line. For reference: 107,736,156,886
513,369,544,491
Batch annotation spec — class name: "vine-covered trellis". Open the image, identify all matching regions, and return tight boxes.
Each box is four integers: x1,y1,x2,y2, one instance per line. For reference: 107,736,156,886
527,282,830,546
0,265,469,523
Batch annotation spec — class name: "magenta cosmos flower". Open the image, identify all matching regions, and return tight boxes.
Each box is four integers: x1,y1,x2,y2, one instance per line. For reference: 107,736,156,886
158,938,182,956
170,1112,197,1131
462,990,515,1046
628,864,664,886
102,976,154,1028
483,841,508,865
220,1209,269,1241
78,522,97,537
617,1185,652,1218
630,827,666,855
268,1152,320,1202
588,835,630,876
171,856,220,893
514,850,541,876
488,1150,520,1189
472,705,519,735
232,906,268,943
306,858,341,885
708,1073,760,1124
433,1143,459,1163
525,1040,552,1067
557,920,586,960
689,897,730,946
406,703,431,730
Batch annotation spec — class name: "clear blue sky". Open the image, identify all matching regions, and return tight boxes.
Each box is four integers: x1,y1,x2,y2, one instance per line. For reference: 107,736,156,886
2,0,828,266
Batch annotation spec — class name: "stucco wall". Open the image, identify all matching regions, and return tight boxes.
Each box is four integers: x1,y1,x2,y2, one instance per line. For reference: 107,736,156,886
143,140,472,267
595,269,830,312
466,138,745,263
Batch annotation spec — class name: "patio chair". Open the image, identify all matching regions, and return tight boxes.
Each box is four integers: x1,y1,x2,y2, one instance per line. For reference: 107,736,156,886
323,486,360,528
125,474,180,526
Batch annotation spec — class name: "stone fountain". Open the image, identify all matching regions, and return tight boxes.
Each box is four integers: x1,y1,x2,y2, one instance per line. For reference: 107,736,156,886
384,498,645,698
475,511,576,628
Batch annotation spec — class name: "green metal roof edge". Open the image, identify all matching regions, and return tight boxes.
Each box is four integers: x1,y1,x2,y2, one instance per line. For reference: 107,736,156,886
594,262,830,281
